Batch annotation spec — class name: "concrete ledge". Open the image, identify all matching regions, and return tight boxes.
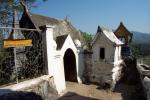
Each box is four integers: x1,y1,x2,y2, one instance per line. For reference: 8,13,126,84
137,64,150,76
0,75,54,96
143,77,150,89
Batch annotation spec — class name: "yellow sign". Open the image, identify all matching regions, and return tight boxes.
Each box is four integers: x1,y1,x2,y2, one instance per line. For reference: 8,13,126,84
3,39,32,48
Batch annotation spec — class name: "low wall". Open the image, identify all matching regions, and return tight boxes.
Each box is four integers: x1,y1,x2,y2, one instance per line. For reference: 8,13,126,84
82,53,92,83
83,52,113,86
90,61,113,86
137,64,150,100
143,77,150,100
0,75,58,100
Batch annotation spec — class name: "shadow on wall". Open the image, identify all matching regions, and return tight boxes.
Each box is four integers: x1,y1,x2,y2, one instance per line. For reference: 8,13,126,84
58,92,100,100
113,57,146,100
0,89,43,100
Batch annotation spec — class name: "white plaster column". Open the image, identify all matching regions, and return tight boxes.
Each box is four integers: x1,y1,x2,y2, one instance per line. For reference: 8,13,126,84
118,46,122,60
77,47,84,83
44,25,56,76
43,25,66,93
114,46,119,63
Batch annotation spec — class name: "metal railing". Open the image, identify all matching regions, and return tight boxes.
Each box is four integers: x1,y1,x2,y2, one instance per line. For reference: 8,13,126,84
0,27,46,86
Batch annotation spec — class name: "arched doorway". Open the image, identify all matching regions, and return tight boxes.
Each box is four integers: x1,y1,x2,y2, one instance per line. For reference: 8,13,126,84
63,49,77,82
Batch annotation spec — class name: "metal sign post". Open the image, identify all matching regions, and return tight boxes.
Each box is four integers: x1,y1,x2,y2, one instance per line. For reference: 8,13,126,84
13,10,18,84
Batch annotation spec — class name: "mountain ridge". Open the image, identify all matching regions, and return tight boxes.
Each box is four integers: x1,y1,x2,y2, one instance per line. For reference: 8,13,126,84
131,31,150,44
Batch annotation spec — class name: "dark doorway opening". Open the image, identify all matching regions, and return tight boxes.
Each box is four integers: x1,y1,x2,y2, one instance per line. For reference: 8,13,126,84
100,48,105,59
63,49,77,82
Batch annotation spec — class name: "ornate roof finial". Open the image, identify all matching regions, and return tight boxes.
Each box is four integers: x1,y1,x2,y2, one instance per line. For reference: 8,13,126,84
120,21,123,25
64,16,71,24
20,1,29,12
64,16,70,23
65,16,68,21
97,25,102,33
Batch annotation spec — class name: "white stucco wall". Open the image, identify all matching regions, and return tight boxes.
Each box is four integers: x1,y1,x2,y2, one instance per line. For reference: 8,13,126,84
61,35,82,83
45,25,84,93
44,25,65,93
52,51,66,93
92,32,115,63
90,32,115,84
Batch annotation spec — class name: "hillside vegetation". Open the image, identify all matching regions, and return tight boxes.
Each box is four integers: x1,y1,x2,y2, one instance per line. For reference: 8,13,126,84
131,31,150,65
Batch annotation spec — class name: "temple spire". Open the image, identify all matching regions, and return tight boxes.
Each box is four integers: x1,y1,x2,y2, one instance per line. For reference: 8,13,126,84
20,1,29,12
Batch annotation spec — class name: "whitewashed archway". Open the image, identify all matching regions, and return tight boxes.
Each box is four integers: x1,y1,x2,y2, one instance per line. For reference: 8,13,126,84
52,35,82,93
63,48,77,82
61,35,80,83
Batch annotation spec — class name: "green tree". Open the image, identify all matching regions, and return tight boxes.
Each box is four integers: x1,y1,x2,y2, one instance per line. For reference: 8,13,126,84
80,30,93,49
0,0,48,68
0,0,48,51
0,0,47,26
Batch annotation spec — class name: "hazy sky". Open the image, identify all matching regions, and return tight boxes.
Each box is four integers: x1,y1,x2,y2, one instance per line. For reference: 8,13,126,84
31,0,150,34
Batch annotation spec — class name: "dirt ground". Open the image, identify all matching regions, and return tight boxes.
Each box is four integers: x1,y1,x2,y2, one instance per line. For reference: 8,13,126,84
58,82,145,100
59,82,122,100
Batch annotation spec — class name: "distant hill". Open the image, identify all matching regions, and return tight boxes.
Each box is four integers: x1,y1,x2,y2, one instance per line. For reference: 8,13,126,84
132,31,150,44
131,31,150,58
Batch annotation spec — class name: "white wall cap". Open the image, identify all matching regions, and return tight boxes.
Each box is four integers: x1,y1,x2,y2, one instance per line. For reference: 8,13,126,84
45,25,55,28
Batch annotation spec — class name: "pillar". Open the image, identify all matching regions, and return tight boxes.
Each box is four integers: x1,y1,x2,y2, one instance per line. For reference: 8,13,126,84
42,25,56,76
